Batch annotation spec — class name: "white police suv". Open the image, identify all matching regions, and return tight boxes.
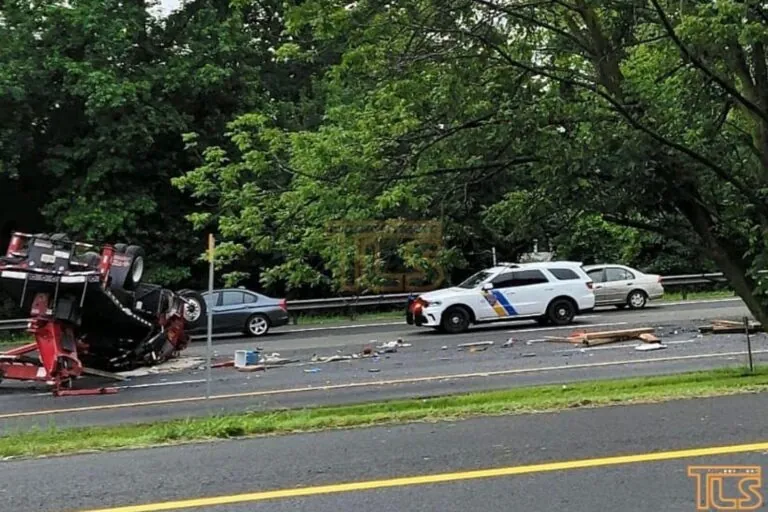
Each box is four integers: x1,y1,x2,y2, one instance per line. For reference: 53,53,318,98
406,261,595,334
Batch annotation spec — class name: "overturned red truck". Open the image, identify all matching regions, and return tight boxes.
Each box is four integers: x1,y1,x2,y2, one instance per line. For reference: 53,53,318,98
0,232,206,395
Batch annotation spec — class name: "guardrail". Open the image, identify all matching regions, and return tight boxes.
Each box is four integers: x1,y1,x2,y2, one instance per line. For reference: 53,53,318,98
0,272,736,331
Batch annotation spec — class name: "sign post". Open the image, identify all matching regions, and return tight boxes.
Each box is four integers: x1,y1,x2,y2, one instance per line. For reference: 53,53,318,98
206,234,215,399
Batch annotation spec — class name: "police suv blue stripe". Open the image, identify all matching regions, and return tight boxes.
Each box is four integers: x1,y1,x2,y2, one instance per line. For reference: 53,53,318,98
491,290,517,315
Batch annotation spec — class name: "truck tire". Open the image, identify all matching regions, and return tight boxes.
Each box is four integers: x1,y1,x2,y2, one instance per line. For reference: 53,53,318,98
113,244,127,253
83,251,101,269
178,289,207,330
123,245,145,290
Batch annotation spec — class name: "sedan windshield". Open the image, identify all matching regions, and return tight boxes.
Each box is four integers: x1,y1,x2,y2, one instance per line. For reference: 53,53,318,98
458,270,492,289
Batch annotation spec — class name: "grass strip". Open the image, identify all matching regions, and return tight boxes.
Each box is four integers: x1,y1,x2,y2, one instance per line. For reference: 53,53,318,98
2,365,767,459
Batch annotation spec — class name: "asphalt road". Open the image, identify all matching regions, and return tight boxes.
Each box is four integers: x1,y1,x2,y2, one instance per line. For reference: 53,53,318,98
4,393,768,512
1,298,764,432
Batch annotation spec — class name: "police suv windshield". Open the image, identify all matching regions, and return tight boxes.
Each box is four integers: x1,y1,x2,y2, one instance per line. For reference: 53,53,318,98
457,270,492,289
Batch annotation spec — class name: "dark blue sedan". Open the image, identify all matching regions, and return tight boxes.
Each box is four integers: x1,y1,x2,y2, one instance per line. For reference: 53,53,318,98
192,288,290,337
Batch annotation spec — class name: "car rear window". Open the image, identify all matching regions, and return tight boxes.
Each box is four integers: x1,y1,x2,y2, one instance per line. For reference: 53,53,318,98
549,268,580,280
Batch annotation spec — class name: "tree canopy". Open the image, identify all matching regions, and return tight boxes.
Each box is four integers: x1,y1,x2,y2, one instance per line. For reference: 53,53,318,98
3,0,767,320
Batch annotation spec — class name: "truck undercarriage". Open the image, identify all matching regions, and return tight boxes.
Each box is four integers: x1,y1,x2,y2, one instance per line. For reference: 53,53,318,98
0,232,206,395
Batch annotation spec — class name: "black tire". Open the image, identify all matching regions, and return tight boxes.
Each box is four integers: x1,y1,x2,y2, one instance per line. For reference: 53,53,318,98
113,243,127,253
547,298,576,326
123,245,145,290
245,313,270,337
83,251,101,269
440,306,471,334
626,290,647,310
178,289,207,330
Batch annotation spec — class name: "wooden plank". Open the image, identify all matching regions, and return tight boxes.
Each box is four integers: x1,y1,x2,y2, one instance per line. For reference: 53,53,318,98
582,327,655,340
639,333,661,343
583,337,625,347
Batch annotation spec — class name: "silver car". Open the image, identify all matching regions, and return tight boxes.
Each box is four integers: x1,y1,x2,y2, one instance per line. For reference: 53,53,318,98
582,264,664,309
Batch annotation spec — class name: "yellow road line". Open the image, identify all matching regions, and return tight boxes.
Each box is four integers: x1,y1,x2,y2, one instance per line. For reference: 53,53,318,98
3,349,766,421
78,441,768,511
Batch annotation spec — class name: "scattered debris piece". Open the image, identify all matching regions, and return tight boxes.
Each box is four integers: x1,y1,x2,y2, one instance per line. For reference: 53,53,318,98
441,345,448,350
376,339,412,353
521,353,536,358
211,360,235,369
82,367,128,381
502,339,515,348
118,357,206,377
368,368,380,373
635,343,667,352
304,368,321,373
699,319,762,334
311,354,354,363
638,333,661,343
237,365,266,372
469,345,489,352
234,350,260,368
263,355,300,365
457,341,494,349
545,327,657,347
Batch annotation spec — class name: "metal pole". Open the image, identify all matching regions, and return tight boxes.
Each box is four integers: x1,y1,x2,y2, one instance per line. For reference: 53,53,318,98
744,316,754,373
492,247,497,266
206,234,215,399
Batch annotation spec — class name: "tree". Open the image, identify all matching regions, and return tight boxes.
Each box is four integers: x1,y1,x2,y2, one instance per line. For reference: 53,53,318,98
0,0,276,285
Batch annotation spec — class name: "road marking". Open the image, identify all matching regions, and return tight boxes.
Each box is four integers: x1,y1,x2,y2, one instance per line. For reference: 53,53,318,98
78,440,768,512
506,321,627,334
3,348,766,420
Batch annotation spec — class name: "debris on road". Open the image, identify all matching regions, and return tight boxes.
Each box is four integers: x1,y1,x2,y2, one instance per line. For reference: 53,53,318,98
544,327,657,347
368,368,380,373
304,368,321,373
119,357,206,377
502,338,515,348
234,350,260,369
236,364,266,372
457,341,495,349
636,343,668,352
376,339,412,353
698,319,763,334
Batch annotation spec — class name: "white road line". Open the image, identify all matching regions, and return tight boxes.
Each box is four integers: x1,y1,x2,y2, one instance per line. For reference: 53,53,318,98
507,322,628,334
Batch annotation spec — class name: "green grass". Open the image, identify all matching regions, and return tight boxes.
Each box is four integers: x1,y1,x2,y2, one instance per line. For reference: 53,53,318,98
293,289,736,326
2,366,768,459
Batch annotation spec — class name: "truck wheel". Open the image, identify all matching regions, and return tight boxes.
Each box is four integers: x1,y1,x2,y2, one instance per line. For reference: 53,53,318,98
123,245,145,290
547,298,575,326
179,289,207,330
83,251,101,269
440,306,471,334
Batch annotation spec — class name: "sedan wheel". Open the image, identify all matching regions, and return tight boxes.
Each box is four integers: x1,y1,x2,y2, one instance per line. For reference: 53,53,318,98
627,290,647,309
247,315,270,337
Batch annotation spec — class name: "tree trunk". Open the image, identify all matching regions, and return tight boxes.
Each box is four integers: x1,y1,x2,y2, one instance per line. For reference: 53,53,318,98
676,195,768,326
